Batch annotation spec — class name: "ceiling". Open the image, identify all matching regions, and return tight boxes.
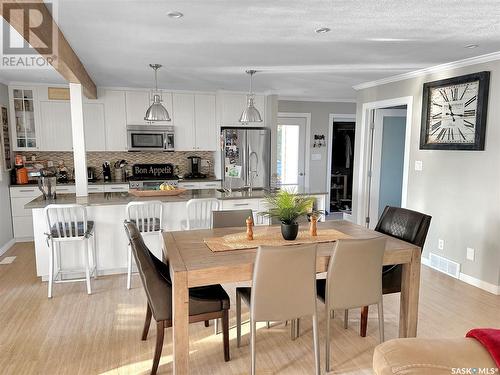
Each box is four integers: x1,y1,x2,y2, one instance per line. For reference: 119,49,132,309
1,0,500,100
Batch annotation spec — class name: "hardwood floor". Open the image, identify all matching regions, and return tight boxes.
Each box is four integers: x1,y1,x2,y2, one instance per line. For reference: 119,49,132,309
1,242,499,374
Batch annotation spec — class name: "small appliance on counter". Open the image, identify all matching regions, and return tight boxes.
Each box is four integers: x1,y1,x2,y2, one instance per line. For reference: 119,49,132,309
184,156,206,179
38,168,58,200
87,167,97,182
128,163,179,190
114,160,129,181
57,161,70,184
14,155,29,185
102,161,112,182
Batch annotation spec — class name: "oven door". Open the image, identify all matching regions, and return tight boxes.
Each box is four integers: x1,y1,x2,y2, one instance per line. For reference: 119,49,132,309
128,130,167,151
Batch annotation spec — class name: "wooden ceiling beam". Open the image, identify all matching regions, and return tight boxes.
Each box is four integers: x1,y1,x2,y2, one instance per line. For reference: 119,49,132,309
0,0,97,98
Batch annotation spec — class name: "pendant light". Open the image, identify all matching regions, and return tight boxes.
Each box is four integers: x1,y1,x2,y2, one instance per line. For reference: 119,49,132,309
239,70,262,123
144,64,171,122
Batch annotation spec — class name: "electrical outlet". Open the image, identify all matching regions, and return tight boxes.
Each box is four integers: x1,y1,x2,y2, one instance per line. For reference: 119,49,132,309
466,247,475,261
438,239,444,250
415,160,423,171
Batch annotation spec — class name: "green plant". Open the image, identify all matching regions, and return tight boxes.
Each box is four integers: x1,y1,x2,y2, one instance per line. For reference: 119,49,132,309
259,190,318,225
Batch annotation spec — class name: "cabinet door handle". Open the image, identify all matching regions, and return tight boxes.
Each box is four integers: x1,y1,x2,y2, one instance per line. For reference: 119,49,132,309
233,203,250,207
19,189,36,193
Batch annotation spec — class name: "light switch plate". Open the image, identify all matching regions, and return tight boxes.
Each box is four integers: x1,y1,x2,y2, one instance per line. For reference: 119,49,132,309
311,153,321,161
438,239,444,250
466,247,475,261
415,160,423,171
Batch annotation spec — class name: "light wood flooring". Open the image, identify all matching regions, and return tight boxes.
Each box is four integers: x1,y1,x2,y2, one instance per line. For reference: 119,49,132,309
1,242,499,374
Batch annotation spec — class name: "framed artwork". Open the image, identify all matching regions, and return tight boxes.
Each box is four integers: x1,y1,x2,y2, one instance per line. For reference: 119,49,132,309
1,106,11,170
420,71,490,150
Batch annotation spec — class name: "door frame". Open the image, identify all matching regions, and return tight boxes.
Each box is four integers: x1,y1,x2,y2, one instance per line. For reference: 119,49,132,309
327,113,356,213
355,96,413,226
277,112,311,189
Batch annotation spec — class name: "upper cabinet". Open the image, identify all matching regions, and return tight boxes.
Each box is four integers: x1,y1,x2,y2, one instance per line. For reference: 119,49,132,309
173,93,217,151
218,93,266,126
103,90,127,151
39,101,72,151
83,103,106,151
125,90,173,126
10,87,40,151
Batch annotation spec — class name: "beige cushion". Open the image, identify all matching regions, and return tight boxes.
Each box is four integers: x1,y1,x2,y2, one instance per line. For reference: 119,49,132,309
373,338,496,375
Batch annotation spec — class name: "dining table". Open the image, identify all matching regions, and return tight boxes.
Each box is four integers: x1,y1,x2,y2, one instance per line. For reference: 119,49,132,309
164,220,422,374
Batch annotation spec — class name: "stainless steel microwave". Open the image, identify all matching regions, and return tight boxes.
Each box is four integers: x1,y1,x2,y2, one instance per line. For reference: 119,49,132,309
127,125,175,152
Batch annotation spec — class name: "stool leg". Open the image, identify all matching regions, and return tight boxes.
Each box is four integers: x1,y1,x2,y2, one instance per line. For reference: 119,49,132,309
84,240,91,295
48,240,54,299
127,244,132,290
92,232,98,278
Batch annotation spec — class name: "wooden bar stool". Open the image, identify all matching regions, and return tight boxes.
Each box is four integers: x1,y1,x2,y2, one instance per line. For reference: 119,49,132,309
44,204,97,299
126,201,163,289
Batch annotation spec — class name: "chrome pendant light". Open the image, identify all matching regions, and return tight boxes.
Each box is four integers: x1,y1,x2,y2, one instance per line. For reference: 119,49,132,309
144,64,171,122
239,70,262,123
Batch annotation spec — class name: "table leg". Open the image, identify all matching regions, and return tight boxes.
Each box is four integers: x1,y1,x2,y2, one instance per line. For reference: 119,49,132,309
172,269,189,374
399,248,421,338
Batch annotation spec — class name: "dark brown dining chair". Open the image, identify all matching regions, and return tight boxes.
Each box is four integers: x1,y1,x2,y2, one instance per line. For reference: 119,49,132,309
124,221,230,375
359,206,431,337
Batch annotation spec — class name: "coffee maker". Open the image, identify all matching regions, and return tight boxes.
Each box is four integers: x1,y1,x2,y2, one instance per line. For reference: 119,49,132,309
185,156,206,179
102,161,112,182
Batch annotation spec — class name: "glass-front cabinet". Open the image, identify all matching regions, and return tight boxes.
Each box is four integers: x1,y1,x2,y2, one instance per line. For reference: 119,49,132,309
10,87,39,150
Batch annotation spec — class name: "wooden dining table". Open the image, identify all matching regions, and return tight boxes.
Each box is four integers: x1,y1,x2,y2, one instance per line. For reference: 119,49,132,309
164,220,422,374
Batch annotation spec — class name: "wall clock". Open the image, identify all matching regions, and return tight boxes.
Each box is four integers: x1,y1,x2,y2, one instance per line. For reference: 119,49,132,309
420,71,490,150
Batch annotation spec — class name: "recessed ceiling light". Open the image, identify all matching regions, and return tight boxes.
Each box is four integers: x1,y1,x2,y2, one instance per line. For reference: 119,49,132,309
315,27,331,34
167,11,183,18
465,44,479,49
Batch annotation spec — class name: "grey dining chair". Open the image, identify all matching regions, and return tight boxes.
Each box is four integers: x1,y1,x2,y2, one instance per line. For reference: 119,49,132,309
316,237,386,372
236,244,320,375
212,209,253,228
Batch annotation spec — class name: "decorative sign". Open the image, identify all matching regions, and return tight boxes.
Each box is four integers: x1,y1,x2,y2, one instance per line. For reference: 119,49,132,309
225,165,242,178
1,107,11,170
132,163,174,179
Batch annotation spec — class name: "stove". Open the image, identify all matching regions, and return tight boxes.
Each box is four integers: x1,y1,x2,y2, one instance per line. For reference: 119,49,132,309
128,163,179,190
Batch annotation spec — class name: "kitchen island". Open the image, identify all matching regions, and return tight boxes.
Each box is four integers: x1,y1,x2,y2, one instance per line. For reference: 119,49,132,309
26,189,327,280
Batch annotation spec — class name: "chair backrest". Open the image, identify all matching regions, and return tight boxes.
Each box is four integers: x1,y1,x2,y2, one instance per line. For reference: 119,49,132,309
375,206,431,249
251,244,317,322
186,198,220,229
126,201,163,233
325,238,386,309
212,209,253,228
124,221,172,321
44,204,88,239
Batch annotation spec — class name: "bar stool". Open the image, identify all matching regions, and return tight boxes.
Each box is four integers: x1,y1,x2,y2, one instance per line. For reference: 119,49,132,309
44,204,97,299
126,201,164,289
186,198,220,229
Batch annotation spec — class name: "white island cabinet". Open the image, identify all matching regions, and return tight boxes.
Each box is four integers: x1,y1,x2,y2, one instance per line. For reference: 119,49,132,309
27,191,326,280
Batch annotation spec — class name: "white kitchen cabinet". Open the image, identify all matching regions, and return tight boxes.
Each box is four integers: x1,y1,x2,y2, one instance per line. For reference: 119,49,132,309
178,180,221,190
219,93,266,126
194,94,217,151
103,90,127,151
39,101,73,151
104,184,129,193
174,93,217,151
55,185,76,194
10,186,41,240
83,103,106,151
10,86,41,151
125,90,173,126
88,185,105,193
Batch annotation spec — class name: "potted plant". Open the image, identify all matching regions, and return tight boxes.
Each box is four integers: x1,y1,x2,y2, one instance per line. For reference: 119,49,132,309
259,190,316,240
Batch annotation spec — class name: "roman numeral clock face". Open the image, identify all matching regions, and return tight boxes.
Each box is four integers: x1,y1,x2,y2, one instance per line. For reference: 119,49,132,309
427,81,479,144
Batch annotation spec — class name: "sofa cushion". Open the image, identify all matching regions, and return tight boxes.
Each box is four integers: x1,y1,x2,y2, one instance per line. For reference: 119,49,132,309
373,338,497,375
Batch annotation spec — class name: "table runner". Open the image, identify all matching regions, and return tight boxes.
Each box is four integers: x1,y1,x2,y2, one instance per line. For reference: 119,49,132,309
204,226,351,252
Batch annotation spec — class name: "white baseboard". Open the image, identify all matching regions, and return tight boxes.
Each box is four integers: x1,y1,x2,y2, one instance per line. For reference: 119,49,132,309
0,238,15,257
421,256,500,295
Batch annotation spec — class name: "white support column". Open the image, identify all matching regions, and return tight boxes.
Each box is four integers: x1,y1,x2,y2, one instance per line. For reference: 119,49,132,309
69,83,88,197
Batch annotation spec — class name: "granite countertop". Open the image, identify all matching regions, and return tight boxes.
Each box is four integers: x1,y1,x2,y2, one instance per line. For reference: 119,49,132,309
25,188,327,209
11,179,129,187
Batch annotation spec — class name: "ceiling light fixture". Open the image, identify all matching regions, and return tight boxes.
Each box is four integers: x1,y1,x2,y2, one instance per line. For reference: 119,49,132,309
239,70,262,123
465,44,479,49
167,11,183,18
315,27,331,34
144,64,171,122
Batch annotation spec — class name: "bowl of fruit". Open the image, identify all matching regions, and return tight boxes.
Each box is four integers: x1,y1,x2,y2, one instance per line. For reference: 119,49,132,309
129,182,187,197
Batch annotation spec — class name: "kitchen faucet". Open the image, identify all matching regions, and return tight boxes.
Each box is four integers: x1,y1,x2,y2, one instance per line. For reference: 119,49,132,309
248,151,259,193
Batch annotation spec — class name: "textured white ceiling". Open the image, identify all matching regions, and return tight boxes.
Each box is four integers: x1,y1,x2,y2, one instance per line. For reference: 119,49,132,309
1,0,500,100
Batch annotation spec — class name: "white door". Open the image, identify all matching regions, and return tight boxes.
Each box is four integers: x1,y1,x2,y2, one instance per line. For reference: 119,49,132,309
276,116,307,190
368,109,407,228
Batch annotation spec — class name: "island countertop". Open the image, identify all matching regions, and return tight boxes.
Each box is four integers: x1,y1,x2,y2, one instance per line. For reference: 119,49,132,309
25,188,328,209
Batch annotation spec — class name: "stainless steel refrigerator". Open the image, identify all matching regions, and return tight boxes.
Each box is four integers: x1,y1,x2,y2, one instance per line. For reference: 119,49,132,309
221,127,271,190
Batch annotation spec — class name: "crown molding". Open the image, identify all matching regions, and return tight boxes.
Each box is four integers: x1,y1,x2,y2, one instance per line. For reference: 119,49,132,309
278,96,356,103
353,50,500,91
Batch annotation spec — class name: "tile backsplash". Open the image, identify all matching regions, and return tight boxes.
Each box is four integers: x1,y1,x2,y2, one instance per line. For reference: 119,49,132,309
18,151,216,179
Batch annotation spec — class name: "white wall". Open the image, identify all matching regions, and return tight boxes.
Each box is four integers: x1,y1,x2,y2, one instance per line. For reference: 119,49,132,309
277,100,356,192
354,61,500,288
0,82,14,254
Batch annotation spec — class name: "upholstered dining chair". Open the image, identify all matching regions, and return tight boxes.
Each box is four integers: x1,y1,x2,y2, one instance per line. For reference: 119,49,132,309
359,206,431,337
124,221,230,375
316,237,386,372
236,244,320,375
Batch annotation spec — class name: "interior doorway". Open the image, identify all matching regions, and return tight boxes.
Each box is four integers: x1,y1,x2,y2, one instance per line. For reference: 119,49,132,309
368,107,407,228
